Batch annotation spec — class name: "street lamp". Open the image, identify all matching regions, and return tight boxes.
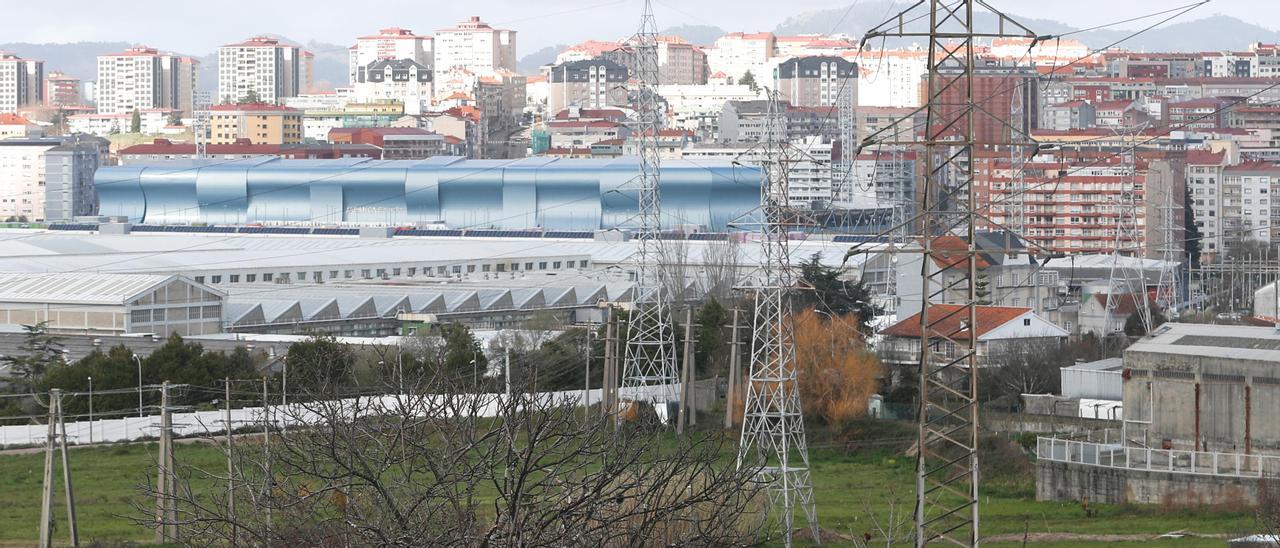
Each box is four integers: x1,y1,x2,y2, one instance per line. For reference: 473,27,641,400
132,353,143,417
87,376,93,444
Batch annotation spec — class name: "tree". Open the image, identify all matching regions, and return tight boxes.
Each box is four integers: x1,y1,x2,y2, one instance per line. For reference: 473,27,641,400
796,253,881,335
1184,184,1202,268
133,351,766,545
1123,303,1166,337
699,237,742,302
694,298,731,377
441,323,488,378
738,70,759,92
975,271,993,305
978,339,1066,407
285,333,355,393
130,108,141,133
237,90,262,104
167,111,183,126
792,309,883,431
2,322,64,388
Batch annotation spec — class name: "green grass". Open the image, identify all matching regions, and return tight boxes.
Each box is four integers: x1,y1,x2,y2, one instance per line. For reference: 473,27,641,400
0,423,1260,546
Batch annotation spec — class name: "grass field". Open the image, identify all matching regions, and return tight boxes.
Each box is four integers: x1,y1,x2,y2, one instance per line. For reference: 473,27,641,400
0,421,1259,546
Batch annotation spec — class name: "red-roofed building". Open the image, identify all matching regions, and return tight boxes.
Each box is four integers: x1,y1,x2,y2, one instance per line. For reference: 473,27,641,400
327,127,464,159
0,113,38,138
117,138,381,164
878,304,1068,368
43,71,80,109
349,27,433,86
1168,96,1241,129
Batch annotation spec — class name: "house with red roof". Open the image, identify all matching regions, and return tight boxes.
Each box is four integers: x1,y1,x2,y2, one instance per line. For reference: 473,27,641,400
877,304,1068,369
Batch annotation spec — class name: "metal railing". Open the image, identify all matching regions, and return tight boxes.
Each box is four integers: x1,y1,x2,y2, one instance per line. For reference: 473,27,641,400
1037,436,1280,478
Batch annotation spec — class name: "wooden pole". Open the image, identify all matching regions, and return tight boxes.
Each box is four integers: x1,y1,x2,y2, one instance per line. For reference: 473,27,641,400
225,378,236,546
38,389,56,548
56,392,78,546
602,314,615,418
725,309,741,429
155,381,176,543
678,308,693,434
262,376,272,538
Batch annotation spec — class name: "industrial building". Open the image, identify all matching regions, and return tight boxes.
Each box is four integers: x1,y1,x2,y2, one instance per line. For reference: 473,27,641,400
95,156,762,230
0,273,223,336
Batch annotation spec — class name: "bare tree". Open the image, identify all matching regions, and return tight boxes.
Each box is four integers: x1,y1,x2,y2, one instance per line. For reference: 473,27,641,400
660,237,693,307
133,347,765,546
700,237,743,302
849,488,914,548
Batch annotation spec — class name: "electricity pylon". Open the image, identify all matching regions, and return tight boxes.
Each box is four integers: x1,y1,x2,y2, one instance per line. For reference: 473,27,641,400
736,90,819,547
620,0,680,412
864,2,1036,545
1105,124,1154,349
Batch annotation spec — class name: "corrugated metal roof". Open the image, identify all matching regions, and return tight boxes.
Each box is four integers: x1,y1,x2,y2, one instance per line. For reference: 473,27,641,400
0,273,180,305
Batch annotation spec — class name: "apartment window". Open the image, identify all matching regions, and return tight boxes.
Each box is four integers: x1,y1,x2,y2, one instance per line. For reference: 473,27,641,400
229,274,240,283
297,272,307,280
330,270,339,278
538,262,547,269
526,262,534,270
246,274,257,283
263,273,273,282
212,275,222,284
393,268,402,276
466,265,476,273
408,267,417,276
451,265,461,274
579,260,589,268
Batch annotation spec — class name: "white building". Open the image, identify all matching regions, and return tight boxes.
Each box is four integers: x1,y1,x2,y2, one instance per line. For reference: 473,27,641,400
434,16,517,84
217,36,302,104
67,109,176,137
855,49,929,107
0,52,42,114
96,46,198,116
0,273,225,336
352,59,434,115
0,136,104,222
705,32,776,83
658,84,763,137
679,139,834,209
348,27,433,85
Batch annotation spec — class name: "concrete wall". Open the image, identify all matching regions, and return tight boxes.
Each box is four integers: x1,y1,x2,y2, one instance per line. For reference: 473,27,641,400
1036,460,1260,507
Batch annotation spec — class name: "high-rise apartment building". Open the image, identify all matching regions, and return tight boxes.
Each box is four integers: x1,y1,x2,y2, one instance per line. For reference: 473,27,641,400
0,52,43,114
433,17,516,83
44,71,81,108
96,46,198,116
656,36,707,85
353,59,434,115
349,27,433,85
706,32,775,83
217,36,302,104
545,59,630,115
774,56,857,108
0,135,106,221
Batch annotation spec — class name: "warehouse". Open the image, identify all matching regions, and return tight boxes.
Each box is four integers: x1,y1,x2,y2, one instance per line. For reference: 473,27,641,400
0,273,224,336
94,156,762,230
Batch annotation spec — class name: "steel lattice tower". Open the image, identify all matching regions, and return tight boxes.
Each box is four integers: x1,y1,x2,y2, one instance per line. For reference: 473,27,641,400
620,0,680,409
1105,127,1153,342
1154,169,1182,313
864,2,1034,545
1007,88,1027,237
736,90,818,547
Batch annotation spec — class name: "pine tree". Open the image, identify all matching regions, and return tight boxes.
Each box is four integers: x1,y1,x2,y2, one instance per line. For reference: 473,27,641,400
130,108,142,133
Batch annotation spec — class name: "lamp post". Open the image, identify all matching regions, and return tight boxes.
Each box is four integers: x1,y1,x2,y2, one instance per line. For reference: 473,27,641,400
132,354,143,417
87,376,93,444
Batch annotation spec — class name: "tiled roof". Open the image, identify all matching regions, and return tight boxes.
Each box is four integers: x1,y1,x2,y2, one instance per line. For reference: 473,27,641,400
879,304,1032,341
0,113,31,125
209,103,299,112
926,235,990,270
1184,149,1227,165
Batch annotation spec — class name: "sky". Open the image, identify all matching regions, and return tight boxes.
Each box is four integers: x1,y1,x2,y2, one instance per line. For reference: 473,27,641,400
2,0,1273,54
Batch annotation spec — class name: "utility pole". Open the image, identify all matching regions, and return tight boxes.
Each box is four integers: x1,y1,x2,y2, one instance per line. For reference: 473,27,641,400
734,91,819,546
678,308,694,434
155,381,176,543
225,378,237,546
38,390,56,548
601,315,613,417
724,308,742,429
863,2,1037,545
620,0,681,419
57,392,78,547
505,346,512,398
262,376,273,538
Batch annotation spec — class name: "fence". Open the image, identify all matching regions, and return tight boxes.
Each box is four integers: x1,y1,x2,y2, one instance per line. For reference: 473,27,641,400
0,384,679,448
1037,436,1280,478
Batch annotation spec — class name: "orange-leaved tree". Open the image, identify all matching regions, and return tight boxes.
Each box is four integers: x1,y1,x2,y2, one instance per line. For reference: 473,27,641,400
792,308,882,431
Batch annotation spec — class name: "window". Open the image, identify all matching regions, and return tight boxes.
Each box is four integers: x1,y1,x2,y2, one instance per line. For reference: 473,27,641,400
246,274,256,283
1023,318,1031,326
297,272,307,281
230,274,240,283
553,261,562,269
538,262,547,270
152,309,166,322
482,264,491,272
345,270,353,278
130,309,149,324
407,267,417,276
466,265,476,273
362,269,372,278
194,276,205,284
579,260,588,268
526,262,534,270
376,268,386,277
212,275,222,284
263,273,273,282
392,268,401,276
451,265,461,274
330,271,339,278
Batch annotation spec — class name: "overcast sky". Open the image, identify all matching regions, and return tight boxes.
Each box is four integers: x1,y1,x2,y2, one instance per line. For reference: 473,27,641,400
3,0,1273,54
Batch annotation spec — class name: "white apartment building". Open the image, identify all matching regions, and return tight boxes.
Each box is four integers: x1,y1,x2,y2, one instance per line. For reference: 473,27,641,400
352,59,433,115
1222,160,1280,251
96,46,198,116
434,16,517,83
658,84,763,138
680,139,834,209
0,139,58,221
856,49,929,107
68,109,176,137
217,36,302,104
0,52,43,114
1186,149,1231,259
705,32,776,83
348,27,433,85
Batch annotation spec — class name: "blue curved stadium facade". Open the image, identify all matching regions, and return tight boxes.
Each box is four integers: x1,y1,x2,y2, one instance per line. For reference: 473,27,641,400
96,156,762,231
